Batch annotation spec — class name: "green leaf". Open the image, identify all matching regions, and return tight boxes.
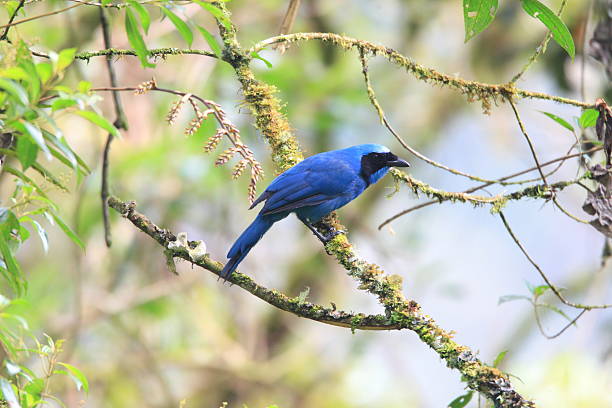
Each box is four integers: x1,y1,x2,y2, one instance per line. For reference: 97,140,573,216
160,7,193,47
193,1,232,29
16,135,38,170
11,120,50,159
75,110,119,137
128,0,150,33
125,8,155,68
539,111,574,132
35,62,53,84
463,0,499,42
0,78,29,105
0,234,25,297
448,391,473,408
493,350,508,368
48,211,84,249
0,208,20,239
23,378,44,399
50,97,77,111
31,162,69,191
27,218,48,253
579,108,599,128
251,51,273,68
4,166,49,199
58,362,89,393
56,48,76,72
520,0,575,59
0,378,20,408
78,80,91,93
498,294,531,305
532,284,550,297
197,25,222,57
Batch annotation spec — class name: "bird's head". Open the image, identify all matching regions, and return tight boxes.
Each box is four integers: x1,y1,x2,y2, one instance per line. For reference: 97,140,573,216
348,144,410,186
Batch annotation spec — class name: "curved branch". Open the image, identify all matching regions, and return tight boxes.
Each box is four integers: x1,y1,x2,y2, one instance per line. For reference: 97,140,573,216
250,32,592,109
107,196,401,331
378,146,603,228
211,3,534,406
75,47,218,61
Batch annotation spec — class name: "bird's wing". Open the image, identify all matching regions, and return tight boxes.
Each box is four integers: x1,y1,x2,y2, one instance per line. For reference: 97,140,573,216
260,193,330,215
254,154,359,215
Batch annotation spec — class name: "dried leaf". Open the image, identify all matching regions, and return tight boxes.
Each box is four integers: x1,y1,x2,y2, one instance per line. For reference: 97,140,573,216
583,164,612,238
589,4,612,80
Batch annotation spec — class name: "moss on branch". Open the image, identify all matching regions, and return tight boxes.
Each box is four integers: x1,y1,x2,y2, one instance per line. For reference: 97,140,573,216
209,2,535,406
107,196,400,331
250,32,592,111
390,168,588,214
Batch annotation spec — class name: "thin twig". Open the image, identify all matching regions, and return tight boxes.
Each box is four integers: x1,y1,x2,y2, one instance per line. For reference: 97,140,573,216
533,305,587,340
99,7,128,248
0,0,25,42
378,146,602,229
507,97,548,186
510,0,569,84
498,211,611,310
358,48,496,183
0,3,83,30
508,97,592,224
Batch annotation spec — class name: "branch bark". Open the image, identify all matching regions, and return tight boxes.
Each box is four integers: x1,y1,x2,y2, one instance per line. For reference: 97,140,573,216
106,196,402,331
207,2,535,407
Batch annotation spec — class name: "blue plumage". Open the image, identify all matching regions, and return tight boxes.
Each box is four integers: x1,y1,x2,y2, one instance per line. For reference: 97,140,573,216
220,144,409,279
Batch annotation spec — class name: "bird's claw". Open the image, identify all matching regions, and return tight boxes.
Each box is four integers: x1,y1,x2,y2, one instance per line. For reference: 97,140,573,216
321,228,346,243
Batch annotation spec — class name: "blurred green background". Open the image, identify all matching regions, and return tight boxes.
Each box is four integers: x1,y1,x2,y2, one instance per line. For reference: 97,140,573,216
2,0,612,407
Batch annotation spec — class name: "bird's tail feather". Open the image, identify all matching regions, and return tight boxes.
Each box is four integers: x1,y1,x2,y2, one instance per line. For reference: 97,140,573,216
220,214,277,279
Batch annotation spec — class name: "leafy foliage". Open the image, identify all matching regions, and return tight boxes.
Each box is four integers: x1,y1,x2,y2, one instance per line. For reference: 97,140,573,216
463,0,499,42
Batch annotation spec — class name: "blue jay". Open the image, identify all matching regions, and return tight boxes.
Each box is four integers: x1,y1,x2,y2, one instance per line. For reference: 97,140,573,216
220,144,409,279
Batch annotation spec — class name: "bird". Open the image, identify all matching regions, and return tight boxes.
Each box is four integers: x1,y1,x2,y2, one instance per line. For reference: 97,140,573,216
220,144,410,279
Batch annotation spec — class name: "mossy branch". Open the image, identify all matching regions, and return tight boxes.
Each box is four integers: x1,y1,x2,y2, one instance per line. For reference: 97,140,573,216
250,32,592,110
106,196,401,331
389,168,589,214
210,2,534,406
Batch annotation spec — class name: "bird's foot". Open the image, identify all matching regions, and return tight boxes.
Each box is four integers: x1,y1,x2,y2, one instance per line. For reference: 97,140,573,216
321,227,345,243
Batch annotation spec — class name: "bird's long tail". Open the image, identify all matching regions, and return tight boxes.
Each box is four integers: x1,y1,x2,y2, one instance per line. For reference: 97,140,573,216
220,214,279,280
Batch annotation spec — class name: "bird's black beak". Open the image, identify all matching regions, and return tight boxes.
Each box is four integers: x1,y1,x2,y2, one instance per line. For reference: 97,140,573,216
387,158,410,168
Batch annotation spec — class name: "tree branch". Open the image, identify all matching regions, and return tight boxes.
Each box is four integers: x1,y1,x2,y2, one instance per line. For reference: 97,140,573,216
210,2,534,406
250,32,592,109
106,196,402,331
99,7,128,248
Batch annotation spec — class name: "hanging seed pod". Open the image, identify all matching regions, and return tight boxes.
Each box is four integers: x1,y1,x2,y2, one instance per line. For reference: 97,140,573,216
135,78,157,95
248,177,258,204
203,129,225,152
215,147,238,166
166,93,192,125
232,159,248,179
185,116,204,136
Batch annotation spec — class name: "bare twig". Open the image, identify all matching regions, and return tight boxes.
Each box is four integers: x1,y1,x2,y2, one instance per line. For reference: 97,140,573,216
99,7,129,248
507,97,549,186
357,48,496,183
533,306,587,340
509,0,569,84
498,211,611,310
0,3,83,30
0,0,25,42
